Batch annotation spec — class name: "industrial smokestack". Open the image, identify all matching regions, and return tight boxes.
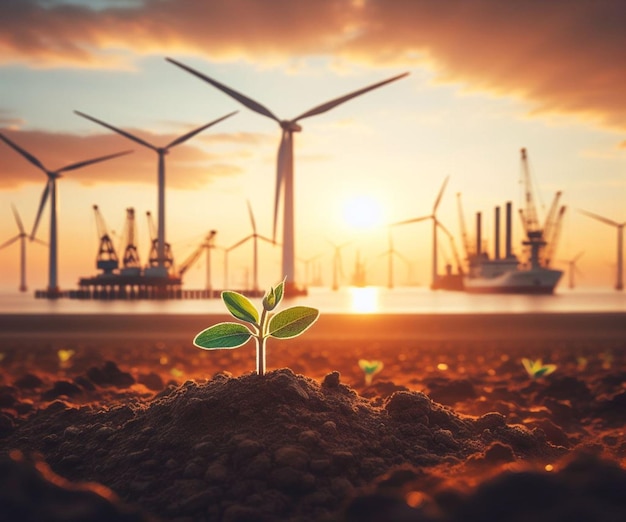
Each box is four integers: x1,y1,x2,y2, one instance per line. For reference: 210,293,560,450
495,206,501,260
476,211,482,256
506,201,512,258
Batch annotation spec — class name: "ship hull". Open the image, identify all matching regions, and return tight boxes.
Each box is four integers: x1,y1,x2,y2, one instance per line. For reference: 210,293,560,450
464,267,563,294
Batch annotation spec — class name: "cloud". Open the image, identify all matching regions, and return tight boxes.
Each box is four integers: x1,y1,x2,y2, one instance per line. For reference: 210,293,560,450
1,1,625,130
0,110,25,129
0,128,244,189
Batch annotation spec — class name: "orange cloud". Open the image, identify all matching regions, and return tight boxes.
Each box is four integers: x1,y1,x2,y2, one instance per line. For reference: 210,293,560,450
1,1,625,130
0,128,245,189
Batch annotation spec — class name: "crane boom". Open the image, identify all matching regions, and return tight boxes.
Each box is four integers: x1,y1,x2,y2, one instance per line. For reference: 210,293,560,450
520,148,540,233
542,191,562,244
456,192,472,259
543,205,566,267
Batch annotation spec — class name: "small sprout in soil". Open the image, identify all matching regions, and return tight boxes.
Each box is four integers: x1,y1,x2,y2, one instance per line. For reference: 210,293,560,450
358,359,384,386
600,350,613,369
57,349,75,368
522,358,557,379
576,356,588,371
193,279,319,376
170,368,184,378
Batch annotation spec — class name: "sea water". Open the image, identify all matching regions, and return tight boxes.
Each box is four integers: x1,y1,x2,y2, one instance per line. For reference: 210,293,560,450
0,286,624,315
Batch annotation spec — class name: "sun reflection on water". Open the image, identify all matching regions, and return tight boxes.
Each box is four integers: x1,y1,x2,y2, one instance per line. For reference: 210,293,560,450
349,287,380,313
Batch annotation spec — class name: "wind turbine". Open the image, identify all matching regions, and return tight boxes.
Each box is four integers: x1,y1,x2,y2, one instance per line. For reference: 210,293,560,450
298,253,323,287
378,228,410,289
74,110,237,276
166,57,409,293
559,251,584,289
328,240,350,291
391,176,450,289
578,209,624,290
225,201,275,293
0,132,131,297
0,204,46,292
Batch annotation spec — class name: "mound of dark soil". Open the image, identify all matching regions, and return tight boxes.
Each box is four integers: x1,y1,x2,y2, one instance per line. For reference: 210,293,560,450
0,330,625,521
0,365,624,522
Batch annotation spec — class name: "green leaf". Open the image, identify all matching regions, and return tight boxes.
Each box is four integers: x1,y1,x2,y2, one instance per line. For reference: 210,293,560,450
268,306,319,339
534,364,557,378
358,359,384,376
263,278,285,311
222,291,259,325
193,322,253,350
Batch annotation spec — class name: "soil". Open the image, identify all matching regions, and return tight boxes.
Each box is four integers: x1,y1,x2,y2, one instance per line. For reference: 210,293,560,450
0,313,625,522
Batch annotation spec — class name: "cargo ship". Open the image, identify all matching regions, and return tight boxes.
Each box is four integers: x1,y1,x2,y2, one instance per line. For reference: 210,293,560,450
463,148,565,294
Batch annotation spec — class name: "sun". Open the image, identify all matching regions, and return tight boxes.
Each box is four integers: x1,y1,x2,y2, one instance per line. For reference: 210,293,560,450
341,195,384,230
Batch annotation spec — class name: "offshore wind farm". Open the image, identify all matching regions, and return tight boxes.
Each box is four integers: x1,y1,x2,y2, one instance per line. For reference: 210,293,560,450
0,7,624,303
0,70,623,300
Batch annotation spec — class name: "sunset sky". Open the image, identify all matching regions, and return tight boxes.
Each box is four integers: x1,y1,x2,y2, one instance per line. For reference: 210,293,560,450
0,0,624,293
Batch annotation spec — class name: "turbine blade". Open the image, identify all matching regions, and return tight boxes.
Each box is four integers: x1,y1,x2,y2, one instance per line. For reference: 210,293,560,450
435,220,453,239
273,132,288,241
246,200,257,235
578,208,619,227
0,132,47,172
257,235,276,245
166,58,280,122
0,235,20,250
390,215,430,227
294,72,409,121
31,180,51,239
227,235,253,251
58,149,133,173
394,250,409,263
573,251,585,262
75,110,156,150
433,176,450,214
32,237,48,246
166,111,238,149
11,204,25,235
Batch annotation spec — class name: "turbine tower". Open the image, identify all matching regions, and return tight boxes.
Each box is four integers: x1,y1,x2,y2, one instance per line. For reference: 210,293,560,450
166,57,408,294
391,176,450,289
75,110,237,276
578,209,624,291
0,132,131,297
0,204,46,292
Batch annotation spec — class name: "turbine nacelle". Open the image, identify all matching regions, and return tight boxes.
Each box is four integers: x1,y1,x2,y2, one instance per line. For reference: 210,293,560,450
281,120,302,132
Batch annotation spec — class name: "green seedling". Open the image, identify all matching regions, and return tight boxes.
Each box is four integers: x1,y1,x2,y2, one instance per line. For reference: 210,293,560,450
57,349,75,369
193,279,319,376
358,359,384,386
522,358,557,379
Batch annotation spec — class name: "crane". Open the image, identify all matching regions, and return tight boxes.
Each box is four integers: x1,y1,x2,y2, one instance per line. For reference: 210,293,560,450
178,230,218,292
120,207,141,275
519,148,552,269
93,205,119,275
146,211,173,271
